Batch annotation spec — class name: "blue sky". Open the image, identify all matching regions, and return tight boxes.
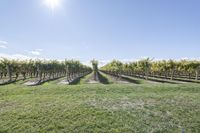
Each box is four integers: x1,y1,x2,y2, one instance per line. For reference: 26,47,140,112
0,0,200,63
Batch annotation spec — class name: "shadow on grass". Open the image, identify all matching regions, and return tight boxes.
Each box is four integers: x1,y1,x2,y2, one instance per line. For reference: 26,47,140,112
99,71,142,84
148,78,178,84
98,72,110,84
70,73,92,85
120,76,142,84
172,78,200,83
0,79,22,86
133,75,179,84
69,76,83,85
33,76,66,86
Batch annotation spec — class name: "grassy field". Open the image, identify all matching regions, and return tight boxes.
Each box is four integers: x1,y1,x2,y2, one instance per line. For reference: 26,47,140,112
0,78,200,132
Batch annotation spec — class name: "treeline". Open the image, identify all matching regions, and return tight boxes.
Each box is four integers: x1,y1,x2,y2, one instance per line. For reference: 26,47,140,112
0,58,92,84
100,59,200,81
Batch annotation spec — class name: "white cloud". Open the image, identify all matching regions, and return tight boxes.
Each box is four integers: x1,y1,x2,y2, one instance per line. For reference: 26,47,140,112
0,40,8,44
35,49,43,52
0,45,7,49
0,53,31,60
30,51,41,56
0,40,8,49
81,60,110,67
0,53,49,61
25,49,43,56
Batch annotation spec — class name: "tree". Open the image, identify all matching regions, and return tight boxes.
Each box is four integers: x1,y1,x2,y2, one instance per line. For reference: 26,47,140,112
91,59,98,81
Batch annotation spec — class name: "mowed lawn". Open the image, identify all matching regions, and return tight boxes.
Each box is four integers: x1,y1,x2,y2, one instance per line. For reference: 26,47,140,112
0,82,200,132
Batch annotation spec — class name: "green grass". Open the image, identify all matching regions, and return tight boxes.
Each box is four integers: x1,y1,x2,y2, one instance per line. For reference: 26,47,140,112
76,72,94,84
0,82,200,132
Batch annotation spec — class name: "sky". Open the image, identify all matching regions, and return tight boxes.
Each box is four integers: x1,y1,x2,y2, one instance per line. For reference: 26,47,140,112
0,0,200,64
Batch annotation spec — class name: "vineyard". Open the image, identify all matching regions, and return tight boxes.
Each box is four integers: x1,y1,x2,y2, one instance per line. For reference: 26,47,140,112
101,59,200,83
0,58,200,132
1,58,200,85
0,58,92,85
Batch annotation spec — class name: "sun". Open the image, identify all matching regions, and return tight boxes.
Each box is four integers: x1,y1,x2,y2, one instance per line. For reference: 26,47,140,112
43,0,62,11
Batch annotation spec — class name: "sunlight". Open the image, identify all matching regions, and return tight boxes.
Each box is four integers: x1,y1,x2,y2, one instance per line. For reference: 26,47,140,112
43,0,62,11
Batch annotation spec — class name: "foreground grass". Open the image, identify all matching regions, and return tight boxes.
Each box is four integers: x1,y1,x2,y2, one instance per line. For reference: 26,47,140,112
0,83,200,132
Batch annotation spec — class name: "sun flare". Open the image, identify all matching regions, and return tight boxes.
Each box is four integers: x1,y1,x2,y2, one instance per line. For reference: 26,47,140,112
43,0,61,11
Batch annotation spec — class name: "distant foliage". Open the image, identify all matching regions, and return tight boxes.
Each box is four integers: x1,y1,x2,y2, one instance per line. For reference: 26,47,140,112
101,59,200,80
0,58,92,82
91,59,99,81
